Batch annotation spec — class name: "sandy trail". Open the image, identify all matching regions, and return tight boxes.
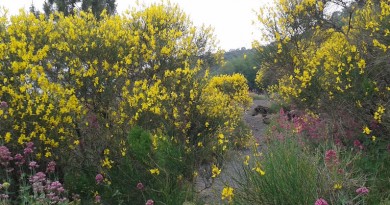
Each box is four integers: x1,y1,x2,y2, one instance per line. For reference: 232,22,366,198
195,99,270,204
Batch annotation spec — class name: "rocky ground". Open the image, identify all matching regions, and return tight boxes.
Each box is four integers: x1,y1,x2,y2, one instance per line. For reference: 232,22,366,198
195,99,271,204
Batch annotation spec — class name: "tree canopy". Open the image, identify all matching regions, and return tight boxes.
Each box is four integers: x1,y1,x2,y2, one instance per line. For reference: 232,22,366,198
42,0,116,17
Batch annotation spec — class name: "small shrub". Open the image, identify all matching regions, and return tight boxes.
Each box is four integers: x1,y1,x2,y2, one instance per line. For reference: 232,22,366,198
127,126,152,162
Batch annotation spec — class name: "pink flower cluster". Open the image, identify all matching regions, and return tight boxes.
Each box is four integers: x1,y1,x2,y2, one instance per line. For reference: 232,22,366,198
325,149,339,167
29,172,47,193
0,143,66,202
29,172,68,203
14,154,25,166
46,161,56,173
293,114,325,139
29,161,39,169
0,146,13,167
24,142,34,155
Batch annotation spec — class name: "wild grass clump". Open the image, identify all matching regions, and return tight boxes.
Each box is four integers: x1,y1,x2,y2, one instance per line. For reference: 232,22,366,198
234,138,318,205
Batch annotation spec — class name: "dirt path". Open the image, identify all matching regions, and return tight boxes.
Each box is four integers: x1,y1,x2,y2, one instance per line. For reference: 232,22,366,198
244,99,271,144
195,100,270,204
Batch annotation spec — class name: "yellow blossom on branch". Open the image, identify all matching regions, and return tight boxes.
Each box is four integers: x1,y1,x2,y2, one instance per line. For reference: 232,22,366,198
363,126,372,135
221,186,234,202
212,164,221,178
333,183,342,190
150,168,160,175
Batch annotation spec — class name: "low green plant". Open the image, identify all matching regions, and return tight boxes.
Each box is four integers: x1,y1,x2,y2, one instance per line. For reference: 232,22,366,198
128,126,153,162
249,93,267,101
268,102,289,114
355,143,390,204
233,138,318,205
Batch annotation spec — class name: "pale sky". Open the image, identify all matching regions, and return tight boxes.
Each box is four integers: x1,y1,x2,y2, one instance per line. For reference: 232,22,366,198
0,0,271,50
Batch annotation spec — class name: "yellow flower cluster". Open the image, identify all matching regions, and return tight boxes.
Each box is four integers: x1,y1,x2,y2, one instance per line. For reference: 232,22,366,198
150,168,160,175
221,186,234,202
374,105,386,123
0,11,83,158
252,162,266,176
211,164,221,178
201,73,252,127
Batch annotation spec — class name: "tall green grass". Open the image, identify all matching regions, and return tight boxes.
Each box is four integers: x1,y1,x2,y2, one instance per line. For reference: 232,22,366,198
233,138,318,205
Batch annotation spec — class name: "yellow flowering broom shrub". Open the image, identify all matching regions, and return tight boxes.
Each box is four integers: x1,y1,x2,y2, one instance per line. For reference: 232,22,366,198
254,0,389,143
0,2,251,202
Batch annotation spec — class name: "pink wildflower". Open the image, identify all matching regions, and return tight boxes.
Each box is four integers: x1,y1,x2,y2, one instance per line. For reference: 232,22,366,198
46,161,56,173
356,187,369,195
23,147,33,155
29,161,39,169
95,174,104,184
26,142,34,148
14,154,25,166
24,142,35,155
0,101,8,108
48,181,62,191
334,138,342,146
137,182,144,190
325,149,338,165
353,140,363,150
95,195,101,203
29,172,46,183
146,199,154,205
314,198,329,205
0,146,13,166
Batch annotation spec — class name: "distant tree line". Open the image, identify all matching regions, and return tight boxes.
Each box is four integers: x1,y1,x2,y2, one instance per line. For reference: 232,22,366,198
30,0,116,18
